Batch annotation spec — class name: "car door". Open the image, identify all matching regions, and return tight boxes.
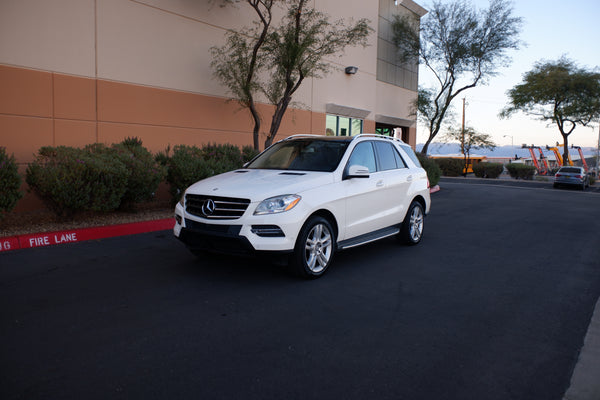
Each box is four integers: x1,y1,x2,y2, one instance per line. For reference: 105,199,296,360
342,141,397,239
372,141,412,225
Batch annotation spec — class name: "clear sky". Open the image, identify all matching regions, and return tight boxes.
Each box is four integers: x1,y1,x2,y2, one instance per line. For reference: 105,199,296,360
416,0,600,149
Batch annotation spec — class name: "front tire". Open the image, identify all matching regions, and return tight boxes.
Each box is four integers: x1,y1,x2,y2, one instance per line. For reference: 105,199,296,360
399,201,424,245
290,216,335,279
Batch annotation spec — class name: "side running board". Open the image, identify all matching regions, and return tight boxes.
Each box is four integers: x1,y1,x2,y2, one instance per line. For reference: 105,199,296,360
337,225,401,250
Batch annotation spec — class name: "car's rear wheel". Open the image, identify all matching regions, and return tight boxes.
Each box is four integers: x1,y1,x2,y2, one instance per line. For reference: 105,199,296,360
290,216,335,279
399,201,424,245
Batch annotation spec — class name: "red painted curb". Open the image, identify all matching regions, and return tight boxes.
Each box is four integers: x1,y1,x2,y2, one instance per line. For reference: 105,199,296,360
430,185,441,194
0,218,174,253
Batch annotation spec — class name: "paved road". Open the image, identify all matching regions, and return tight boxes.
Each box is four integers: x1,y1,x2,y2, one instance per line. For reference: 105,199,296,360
2,183,600,400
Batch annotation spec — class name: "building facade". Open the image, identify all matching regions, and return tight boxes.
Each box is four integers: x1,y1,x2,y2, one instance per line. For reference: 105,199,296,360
0,0,426,210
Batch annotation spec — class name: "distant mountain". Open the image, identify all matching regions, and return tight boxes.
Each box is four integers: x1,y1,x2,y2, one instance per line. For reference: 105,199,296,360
417,143,597,159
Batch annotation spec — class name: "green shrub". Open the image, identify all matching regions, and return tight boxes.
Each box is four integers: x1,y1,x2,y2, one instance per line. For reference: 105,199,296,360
242,145,260,164
155,145,171,168
26,146,129,219
434,158,464,177
473,162,504,179
0,147,23,218
166,143,258,204
416,153,441,186
505,163,536,180
110,138,166,209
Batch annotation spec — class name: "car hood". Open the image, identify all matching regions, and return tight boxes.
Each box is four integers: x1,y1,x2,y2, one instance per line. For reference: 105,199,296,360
184,169,335,201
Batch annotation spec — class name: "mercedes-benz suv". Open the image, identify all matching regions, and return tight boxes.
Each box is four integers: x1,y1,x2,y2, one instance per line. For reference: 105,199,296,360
174,134,431,278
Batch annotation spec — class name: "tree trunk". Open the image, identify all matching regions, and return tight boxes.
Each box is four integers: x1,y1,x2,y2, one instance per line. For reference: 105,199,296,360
420,139,432,155
265,98,290,148
562,133,570,166
248,100,261,151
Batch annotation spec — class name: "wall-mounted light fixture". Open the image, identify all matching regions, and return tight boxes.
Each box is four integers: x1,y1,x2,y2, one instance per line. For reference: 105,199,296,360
345,66,358,75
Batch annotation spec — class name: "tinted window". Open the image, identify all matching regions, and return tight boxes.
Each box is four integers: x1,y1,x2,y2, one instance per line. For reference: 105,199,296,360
347,142,376,173
393,148,407,168
374,142,399,171
247,139,349,172
400,144,421,167
559,167,582,173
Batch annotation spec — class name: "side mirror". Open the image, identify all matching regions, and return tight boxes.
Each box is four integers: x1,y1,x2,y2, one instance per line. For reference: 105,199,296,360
345,164,370,179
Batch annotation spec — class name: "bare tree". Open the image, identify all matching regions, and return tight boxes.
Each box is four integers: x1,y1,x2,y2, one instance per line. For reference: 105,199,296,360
444,126,496,176
394,0,522,154
210,0,280,150
211,0,371,149
261,0,371,148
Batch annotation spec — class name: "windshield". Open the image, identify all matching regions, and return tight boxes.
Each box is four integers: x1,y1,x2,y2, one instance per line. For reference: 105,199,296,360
247,139,350,172
559,167,581,173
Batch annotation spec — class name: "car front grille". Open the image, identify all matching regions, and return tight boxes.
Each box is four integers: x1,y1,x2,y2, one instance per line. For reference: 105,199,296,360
185,194,251,220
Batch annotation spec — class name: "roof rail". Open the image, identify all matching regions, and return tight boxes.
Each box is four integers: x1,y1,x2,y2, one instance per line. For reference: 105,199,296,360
353,133,406,144
280,133,406,144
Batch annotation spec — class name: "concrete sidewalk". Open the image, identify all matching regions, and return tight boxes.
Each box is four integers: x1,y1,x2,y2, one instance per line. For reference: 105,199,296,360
563,294,600,400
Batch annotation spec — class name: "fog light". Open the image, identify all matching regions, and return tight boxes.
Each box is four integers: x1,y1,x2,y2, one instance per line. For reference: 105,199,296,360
251,225,285,237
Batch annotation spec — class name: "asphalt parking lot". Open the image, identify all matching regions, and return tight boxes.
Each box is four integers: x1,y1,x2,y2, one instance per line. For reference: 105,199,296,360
1,182,599,400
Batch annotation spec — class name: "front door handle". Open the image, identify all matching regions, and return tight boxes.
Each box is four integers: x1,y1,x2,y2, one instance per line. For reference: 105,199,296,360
376,180,384,187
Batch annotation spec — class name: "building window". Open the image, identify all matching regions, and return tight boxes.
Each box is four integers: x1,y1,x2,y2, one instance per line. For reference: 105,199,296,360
377,0,420,91
326,115,363,136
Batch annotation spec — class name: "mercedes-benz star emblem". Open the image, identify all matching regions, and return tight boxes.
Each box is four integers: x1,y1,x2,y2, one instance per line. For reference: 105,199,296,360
202,199,216,216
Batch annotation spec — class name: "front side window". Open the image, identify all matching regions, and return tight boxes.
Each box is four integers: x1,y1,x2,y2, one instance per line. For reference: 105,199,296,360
347,142,377,173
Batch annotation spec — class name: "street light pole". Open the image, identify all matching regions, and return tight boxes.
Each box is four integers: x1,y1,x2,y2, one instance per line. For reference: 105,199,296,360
596,123,599,177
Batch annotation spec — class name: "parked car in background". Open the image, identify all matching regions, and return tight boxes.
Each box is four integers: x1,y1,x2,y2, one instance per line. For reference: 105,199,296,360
553,166,589,190
174,134,431,278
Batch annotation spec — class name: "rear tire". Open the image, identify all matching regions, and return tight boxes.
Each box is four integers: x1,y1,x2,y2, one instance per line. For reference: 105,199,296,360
399,201,424,245
290,216,335,279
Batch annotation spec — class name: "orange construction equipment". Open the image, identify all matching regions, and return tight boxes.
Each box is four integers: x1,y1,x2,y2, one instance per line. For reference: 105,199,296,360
571,145,589,172
522,145,549,175
546,145,564,167
556,144,574,166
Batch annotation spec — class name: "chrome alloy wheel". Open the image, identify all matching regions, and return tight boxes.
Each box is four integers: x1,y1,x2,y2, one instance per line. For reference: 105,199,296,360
304,223,333,274
408,204,424,242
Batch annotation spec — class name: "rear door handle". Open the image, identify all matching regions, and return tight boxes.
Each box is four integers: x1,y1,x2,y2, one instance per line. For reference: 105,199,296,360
376,180,384,187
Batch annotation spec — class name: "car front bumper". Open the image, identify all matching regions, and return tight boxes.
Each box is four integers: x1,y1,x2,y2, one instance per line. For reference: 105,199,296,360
173,202,302,254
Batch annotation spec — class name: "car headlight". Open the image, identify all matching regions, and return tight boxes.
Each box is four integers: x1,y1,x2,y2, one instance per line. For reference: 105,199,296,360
254,195,301,215
179,192,185,207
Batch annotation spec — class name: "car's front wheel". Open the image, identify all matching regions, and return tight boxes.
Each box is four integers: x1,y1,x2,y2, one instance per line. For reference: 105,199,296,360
399,201,424,245
290,216,335,279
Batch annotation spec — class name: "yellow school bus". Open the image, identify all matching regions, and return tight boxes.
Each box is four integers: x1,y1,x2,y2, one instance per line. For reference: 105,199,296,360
429,154,486,174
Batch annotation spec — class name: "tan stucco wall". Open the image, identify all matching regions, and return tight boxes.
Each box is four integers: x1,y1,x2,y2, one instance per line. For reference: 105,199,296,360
0,0,423,212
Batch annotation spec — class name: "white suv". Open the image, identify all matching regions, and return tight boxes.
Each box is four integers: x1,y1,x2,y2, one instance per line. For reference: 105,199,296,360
174,134,431,278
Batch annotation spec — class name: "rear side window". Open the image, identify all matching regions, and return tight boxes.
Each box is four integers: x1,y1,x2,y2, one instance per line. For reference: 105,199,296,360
400,144,422,167
374,142,406,170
